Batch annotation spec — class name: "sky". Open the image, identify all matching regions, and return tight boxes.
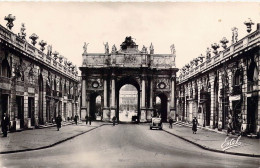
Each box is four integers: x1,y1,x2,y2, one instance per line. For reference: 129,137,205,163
0,2,259,75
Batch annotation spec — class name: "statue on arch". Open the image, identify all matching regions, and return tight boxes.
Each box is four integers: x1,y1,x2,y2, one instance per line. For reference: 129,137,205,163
149,43,154,54
47,45,52,57
232,27,238,44
170,44,176,55
83,42,89,54
103,42,109,54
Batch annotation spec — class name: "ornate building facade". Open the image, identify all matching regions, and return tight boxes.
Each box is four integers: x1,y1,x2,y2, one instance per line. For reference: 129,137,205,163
119,85,138,112
176,20,260,135
0,14,80,130
80,37,178,122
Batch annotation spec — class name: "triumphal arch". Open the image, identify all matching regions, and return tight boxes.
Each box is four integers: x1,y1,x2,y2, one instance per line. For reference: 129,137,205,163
80,37,178,122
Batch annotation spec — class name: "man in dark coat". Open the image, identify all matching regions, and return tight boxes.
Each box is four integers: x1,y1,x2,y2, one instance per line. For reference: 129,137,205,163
74,115,78,125
89,115,92,125
192,117,198,134
226,115,233,136
112,116,116,126
85,115,89,125
55,115,62,131
1,113,9,137
169,117,173,129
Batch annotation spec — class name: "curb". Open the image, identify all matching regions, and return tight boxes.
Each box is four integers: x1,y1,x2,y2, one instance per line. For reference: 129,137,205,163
1,122,74,136
163,129,260,158
0,124,109,155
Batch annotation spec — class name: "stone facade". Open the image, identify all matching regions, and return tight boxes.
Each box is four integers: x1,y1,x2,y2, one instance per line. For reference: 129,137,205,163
80,37,178,122
176,22,260,135
0,17,79,130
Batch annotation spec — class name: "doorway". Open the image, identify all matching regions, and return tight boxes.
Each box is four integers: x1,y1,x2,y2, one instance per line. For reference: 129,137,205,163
28,97,35,126
16,96,24,128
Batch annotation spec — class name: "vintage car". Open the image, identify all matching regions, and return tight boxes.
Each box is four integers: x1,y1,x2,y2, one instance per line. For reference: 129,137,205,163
150,117,163,130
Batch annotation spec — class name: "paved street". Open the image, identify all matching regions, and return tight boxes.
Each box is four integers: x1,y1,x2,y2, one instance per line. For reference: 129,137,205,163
0,124,259,168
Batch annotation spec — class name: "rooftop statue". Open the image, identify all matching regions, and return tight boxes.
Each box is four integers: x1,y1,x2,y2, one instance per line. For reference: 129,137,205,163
149,43,154,54
18,23,26,40
83,42,89,54
232,27,238,44
141,45,147,53
170,44,176,55
103,42,109,54
112,44,117,53
206,48,211,60
47,45,52,56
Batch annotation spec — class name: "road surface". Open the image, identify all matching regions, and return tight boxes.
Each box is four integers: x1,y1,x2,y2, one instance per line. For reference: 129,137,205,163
0,124,259,168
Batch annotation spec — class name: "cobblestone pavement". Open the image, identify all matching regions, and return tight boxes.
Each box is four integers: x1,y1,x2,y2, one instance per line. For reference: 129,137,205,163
0,121,106,154
163,121,260,157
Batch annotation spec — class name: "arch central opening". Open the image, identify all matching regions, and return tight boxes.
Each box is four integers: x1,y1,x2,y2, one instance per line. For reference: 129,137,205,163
116,77,141,123
119,84,138,122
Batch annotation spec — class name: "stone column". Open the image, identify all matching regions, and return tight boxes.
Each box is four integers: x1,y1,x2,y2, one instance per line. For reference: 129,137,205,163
147,78,153,121
81,78,87,120
140,76,147,122
171,78,175,109
104,79,107,107
24,92,30,128
210,74,215,128
170,77,176,120
141,79,146,108
110,76,116,121
184,85,187,121
111,78,115,107
102,78,110,121
86,95,90,117
218,72,223,130
241,61,248,133
149,79,153,109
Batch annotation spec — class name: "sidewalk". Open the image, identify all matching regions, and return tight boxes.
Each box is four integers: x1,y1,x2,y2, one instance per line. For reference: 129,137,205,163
0,121,107,154
163,121,260,157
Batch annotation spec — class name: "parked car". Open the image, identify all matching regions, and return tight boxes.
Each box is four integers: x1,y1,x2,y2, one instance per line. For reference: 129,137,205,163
150,117,163,130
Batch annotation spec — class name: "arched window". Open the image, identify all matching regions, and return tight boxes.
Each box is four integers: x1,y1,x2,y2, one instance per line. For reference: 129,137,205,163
1,58,11,78
233,69,242,86
248,60,258,82
46,77,51,96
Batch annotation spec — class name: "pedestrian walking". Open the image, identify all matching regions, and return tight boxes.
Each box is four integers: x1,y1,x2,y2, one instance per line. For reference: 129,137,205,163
112,116,116,126
192,117,198,134
74,115,78,125
169,117,173,129
55,115,62,131
89,115,92,125
226,115,233,136
1,113,9,137
85,115,89,125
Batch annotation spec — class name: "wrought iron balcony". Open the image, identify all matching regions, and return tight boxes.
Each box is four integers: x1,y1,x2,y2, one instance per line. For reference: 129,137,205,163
247,80,258,92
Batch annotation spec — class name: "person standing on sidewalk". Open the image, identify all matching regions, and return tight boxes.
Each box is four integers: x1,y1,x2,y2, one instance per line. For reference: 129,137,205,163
89,115,92,125
55,115,62,131
169,117,173,129
74,115,78,125
1,113,9,137
226,115,233,136
112,116,117,126
85,115,89,125
192,117,198,134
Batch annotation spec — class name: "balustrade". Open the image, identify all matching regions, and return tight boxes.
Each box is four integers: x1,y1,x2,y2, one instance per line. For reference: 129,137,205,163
0,24,78,81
